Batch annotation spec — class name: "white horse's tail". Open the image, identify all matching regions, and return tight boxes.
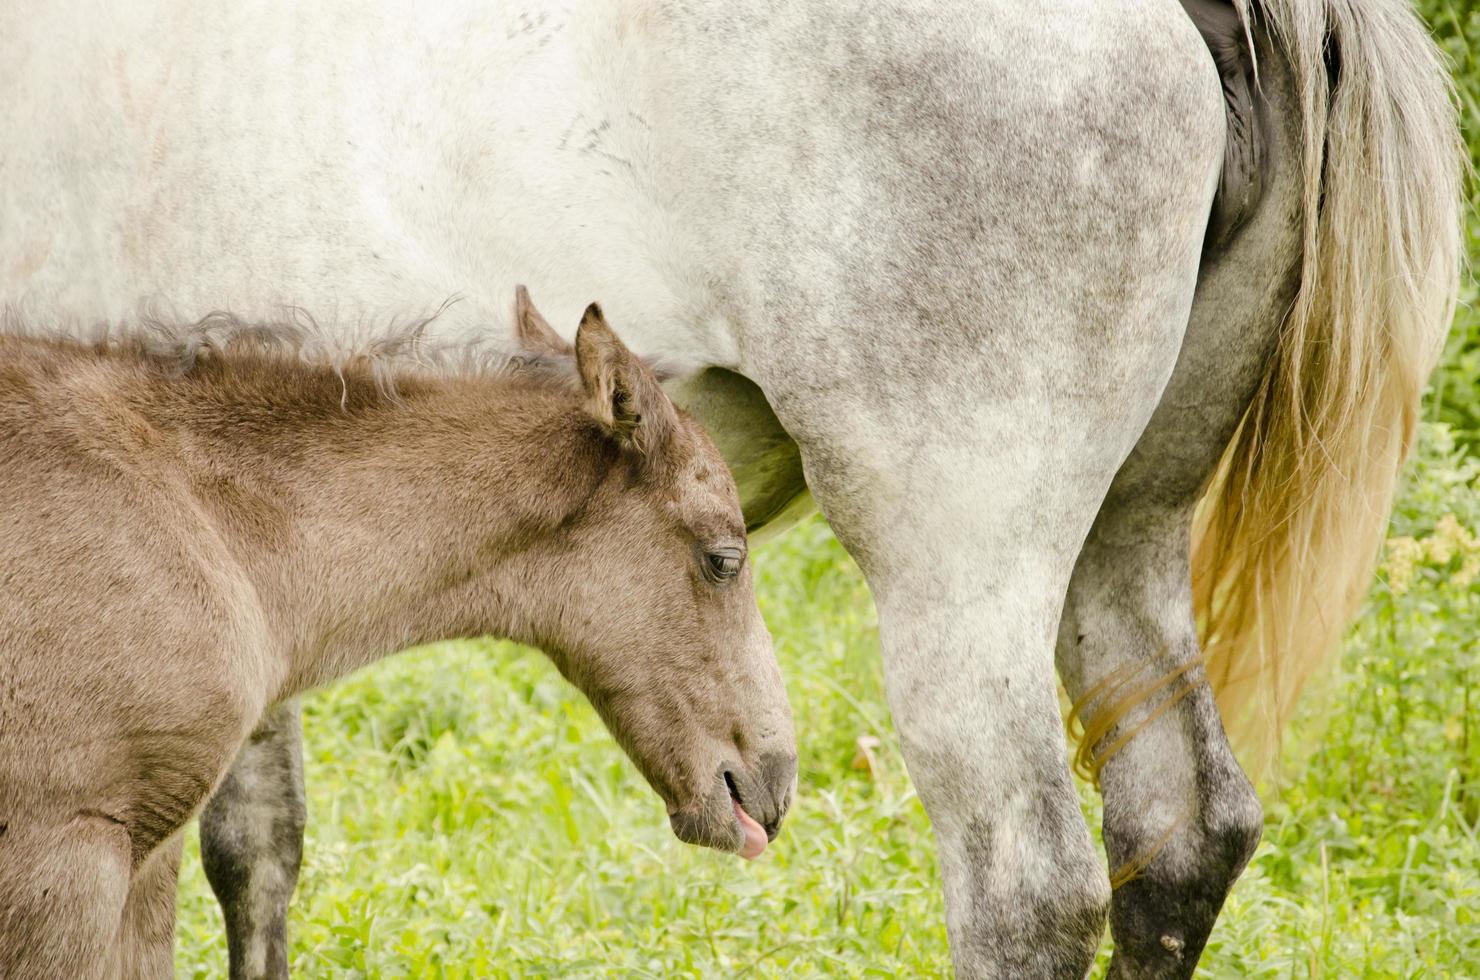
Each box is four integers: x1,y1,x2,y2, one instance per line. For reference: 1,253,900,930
1191,0,1464,766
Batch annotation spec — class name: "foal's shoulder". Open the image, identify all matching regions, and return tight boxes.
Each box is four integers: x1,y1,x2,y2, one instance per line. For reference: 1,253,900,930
0,335,105,414
0,334,172,465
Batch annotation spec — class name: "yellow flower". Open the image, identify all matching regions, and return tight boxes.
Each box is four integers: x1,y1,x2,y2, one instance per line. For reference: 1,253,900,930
1385,536,1422,596
1427,524,1454,563
1444,715,1464,744
1426,513,1469,564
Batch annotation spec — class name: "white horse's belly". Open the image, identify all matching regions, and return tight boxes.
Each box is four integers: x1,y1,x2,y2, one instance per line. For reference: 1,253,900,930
0,0,1216,538
1,0,732,369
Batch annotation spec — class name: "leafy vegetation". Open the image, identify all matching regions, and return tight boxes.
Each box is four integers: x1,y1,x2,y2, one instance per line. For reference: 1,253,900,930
1426,1,1480,448
175,5,1480,976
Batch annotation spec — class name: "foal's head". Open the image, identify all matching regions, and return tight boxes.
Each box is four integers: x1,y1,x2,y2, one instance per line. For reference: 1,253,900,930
511,289,796,859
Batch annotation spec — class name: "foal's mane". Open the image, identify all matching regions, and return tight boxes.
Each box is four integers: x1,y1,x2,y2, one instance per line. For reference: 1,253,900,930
0,299,585,399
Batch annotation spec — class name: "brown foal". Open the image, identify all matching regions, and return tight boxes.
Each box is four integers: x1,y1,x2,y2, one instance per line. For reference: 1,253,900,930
0,291,796,977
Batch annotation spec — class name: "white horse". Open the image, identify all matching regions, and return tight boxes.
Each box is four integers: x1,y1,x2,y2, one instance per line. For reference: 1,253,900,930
1,0,1459,976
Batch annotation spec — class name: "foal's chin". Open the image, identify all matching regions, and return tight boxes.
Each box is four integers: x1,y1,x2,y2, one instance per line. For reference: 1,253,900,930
667,779,769,861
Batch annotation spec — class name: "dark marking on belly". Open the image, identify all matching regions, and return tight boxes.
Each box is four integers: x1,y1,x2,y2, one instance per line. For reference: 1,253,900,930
666,368,808,533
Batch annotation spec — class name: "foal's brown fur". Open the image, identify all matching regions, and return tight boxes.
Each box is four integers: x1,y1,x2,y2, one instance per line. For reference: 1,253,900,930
0,297,794,977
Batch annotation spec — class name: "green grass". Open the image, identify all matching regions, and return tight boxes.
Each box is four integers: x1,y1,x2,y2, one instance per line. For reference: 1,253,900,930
175,5,1480,976
170,471,1480,977
174,519,950,977
163,436,1480,977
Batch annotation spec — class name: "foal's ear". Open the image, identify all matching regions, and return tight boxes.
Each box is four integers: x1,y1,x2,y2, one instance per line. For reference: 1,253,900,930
514,285,575,356
575,304,677,458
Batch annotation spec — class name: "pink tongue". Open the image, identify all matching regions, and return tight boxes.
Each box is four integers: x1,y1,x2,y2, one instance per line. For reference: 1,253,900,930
733,799,768,860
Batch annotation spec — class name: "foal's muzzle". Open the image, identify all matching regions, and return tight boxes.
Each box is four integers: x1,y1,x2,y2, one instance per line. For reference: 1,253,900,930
668,752,798,858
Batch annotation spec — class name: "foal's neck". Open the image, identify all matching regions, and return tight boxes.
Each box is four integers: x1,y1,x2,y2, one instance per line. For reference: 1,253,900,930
158,354,609,696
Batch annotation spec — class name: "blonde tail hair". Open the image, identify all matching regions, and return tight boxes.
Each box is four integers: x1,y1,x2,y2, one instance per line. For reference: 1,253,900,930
1191,0,1463,768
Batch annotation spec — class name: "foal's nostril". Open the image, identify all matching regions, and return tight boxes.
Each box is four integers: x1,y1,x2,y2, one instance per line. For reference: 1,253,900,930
725,753,798,843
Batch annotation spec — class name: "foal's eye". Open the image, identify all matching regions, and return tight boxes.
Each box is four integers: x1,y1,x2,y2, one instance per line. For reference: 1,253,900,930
702,547,744,583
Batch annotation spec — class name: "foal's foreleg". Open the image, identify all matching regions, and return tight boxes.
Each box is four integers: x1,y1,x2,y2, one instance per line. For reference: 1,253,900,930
120,833,186,979
1056,507,1261,979
0,818,132,978
200,699,307,980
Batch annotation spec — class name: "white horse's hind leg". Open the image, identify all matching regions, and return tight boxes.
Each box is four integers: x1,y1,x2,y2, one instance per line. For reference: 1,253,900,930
863,512,1114,974
1057,506,1263,978
1054,25,1309,976
726,5,1226,968
770,328,1193,975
